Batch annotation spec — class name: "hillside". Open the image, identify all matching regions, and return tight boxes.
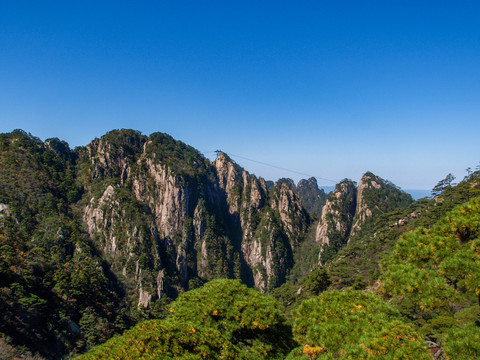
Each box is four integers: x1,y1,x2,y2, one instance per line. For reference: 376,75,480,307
78,193,480,360
1,128,478,359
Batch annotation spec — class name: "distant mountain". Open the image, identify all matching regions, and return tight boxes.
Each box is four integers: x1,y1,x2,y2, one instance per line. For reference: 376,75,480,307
296,177,327,217
404,189,430,200
319,185,335,194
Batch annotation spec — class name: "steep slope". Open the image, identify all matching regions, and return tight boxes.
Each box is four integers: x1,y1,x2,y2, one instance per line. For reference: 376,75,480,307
78,130,236,307
379,196,480,359
327,170,480,289
315,179,357,264
214,154,310,292
296,177,327,217
348,172,412,243
79,133,312,302
314,173,413,267
0,130,129,358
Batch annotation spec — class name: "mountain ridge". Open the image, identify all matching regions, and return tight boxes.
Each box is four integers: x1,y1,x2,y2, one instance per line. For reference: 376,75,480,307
0,128,424,358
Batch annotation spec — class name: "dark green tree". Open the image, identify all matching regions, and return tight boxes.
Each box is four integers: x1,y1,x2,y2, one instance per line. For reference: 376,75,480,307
302,266,330,296
432,173,456,197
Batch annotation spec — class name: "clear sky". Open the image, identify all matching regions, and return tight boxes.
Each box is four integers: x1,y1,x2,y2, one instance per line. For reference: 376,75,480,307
1,1,479,190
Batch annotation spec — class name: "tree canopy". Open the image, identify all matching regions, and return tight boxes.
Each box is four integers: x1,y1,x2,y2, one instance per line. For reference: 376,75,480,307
288,290,429,359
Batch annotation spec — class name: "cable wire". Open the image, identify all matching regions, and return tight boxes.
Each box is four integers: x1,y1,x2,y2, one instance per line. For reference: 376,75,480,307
204,151,337,183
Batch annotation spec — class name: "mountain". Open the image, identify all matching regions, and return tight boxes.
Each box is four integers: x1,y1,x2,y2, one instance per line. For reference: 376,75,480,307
0,130,129,358
314,173,413,265
296,177,327,217
0,129,425,358
315,179,357,264
326,168,480,290
80,132,311,303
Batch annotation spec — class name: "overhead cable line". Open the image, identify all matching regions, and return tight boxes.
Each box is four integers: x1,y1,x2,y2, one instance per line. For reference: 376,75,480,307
203,151,337,183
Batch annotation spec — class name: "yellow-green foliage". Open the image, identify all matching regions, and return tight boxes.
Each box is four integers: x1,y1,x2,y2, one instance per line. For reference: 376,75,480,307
288,291,429,359
79,279,294,360
168,279,294,359
380,197,480,359
76,319,238,360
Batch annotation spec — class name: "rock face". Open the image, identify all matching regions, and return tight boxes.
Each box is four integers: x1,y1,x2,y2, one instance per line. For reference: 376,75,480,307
79,131,412,300
296,177,327,217
315,180,357,264
349,172,413,243
79,131,311,305
0,203,11,219
213,155,310,292
315,172,413,264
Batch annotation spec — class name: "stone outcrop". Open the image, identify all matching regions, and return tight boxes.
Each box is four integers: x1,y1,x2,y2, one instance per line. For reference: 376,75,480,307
213,155,309,292
315,180,357,264
81,131,220,306
349,172,413,243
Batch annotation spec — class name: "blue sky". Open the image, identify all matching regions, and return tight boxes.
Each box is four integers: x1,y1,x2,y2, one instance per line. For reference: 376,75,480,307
1,1,479,189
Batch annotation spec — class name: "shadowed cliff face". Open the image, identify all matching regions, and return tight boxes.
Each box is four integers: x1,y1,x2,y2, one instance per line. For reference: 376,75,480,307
296,177,327,217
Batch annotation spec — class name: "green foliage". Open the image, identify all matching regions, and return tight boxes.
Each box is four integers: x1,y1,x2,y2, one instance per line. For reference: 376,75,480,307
53,254,109,308
287,223,323,285
432,173,456,197
380,198,480,312
145,132,214,181
168,279,295,359
302,266,330,296
79,279,295,359
290,290,430,359
327,171,480,290
0,130,131,358
441,325,480,360
379,197,480,358
270,283,304,316
77,319,239,360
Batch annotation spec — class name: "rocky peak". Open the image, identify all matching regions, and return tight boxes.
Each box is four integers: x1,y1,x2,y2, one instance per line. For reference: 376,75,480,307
297,177,327,217
314,172,413,265
84,129,146,180
214,152,245,214
44,137,75,162
315,179,357,264
269,179,310,246
349,172,413,242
